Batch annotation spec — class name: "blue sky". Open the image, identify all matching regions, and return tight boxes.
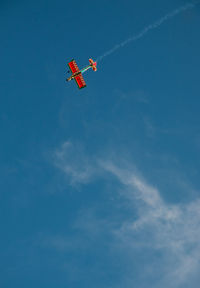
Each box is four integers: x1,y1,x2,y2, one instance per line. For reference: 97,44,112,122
1,0,200,287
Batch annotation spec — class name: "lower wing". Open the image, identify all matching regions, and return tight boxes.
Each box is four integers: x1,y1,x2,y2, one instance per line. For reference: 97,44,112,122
74,73,86,89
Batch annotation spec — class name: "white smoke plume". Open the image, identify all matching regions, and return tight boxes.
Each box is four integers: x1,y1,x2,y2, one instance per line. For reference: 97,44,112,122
96,2,198,62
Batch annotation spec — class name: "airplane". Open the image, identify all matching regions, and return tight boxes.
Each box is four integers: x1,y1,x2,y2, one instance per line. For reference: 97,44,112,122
66,58,97,89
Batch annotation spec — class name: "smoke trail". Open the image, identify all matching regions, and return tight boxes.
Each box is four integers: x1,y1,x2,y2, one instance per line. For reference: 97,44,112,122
96,2,198,62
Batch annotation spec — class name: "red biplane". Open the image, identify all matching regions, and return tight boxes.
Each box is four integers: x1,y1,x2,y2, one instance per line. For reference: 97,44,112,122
66,58,97,89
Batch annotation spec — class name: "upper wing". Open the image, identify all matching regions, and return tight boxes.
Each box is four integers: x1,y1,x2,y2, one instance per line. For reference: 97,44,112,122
68,59,80,74
74,73,86,89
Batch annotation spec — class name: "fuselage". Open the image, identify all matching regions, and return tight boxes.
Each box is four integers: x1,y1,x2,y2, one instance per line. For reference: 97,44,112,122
67,71,81,81
67,64,92,81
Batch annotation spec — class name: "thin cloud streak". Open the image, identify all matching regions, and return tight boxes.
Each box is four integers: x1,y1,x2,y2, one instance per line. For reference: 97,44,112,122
53,141,95,185
53,142,200,287
102,162,200,287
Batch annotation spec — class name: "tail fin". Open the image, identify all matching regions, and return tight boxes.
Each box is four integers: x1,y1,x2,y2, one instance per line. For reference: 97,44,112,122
89,58,97,71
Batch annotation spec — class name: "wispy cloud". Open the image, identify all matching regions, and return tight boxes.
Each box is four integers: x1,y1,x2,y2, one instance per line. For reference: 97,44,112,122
102,161,200,287
52,142,200,287
53,141,96,185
